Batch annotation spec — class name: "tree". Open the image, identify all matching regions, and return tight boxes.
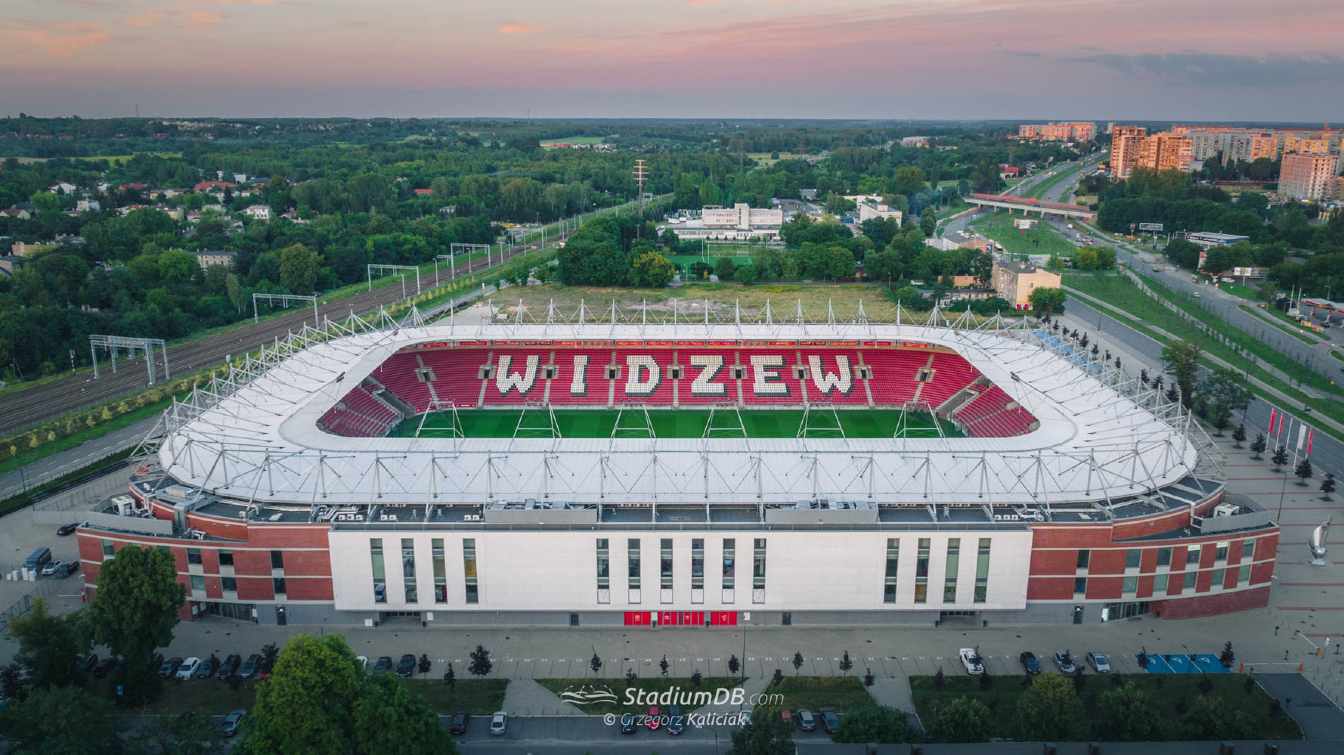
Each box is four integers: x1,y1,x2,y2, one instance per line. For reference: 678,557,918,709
1028,286,1065,317
1181,694,1251,739
734,264,758,285
919,207,937,237
135,712,222,755
1097,682,1161,740
714,257,737,281
629,251,675,288
0,687,121,755
728,706,793,755
260,642,279,674
1251,433,1267,459
1272,445,1289,471
443,663,455,686
238,634,363,754
278,243,321,293
88,544,183,704
1232,424,1246,448
1295,458,1313,486
832,704,911,744
625,668,638,685
926,696,991,742
771,668,784,686
1014,673,1086,741
590,653,602,675
353,671,458,755
839,650,854,673
691,670,703,687
418,653,431,674
1161,340,1202,408
1321,473,1336,501
728,654,741,678
792,651,804,675
660,655,669,677
7,597,86,689
469,645,492,677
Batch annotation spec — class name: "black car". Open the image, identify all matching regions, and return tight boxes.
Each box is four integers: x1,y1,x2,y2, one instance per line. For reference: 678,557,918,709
666,705,685,736
448,711,469,735
620,715,639,735
94,656,118,678
238,654,261,680
57,522,80,536
819,708,841,735
1019,651,1042,675
373,656,394,674
160,657,184,678
396,654,417,678
217,654,242,680
195,657,217,679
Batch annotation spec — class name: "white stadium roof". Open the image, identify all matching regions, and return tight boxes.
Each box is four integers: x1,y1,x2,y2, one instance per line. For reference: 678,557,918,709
152,313,1203,511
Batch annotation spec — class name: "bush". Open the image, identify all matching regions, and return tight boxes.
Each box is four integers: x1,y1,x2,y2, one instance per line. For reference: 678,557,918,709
733,264,757,285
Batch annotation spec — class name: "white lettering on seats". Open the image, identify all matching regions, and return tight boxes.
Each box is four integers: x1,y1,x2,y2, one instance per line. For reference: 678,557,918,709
808,354,852,395
688,355,725,396
750,354,787,395
495,354,539,395
625,355,660,395
569,354,589,395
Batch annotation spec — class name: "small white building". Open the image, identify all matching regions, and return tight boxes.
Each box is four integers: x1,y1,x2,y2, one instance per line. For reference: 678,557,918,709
244,205,272,222
856,199,902,225
659,203,784,241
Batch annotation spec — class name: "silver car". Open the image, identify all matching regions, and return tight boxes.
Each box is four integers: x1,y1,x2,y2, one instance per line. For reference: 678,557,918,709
1086,651,1112,673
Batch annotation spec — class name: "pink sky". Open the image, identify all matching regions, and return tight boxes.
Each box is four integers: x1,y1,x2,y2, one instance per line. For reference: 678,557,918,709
3,0,1342,119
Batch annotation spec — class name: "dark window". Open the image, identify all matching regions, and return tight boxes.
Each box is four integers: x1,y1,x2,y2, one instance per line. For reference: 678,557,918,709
187,548,202,565
270,551,284,570
272,577,286,596
1076,549,1090,569
222,576,237,592
219,550,234,567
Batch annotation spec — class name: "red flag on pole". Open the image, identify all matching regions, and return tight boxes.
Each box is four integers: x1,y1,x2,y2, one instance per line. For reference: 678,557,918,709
1268,408,1278,435
1307,430,1314,456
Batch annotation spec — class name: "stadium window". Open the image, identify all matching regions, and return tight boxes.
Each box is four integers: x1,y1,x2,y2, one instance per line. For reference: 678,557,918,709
752,538,767,602
1122,576,1138,594
190,575,205,593
463,539,479,604
1182,571,1196,590
101,540,115,560
272,577,286,597
187,548,202,566
660,538,673,591
857,366,872,380
370,539,387,604
974,538,991,603
1125,549,1141,570
543,365,556,379
402,538,418,604
943,539,960,603
222,576,237,593
793,366,808,380
914,538,930,604
219,550,234,567
883,539,900,604
596,538,610,602
722,539,736,591
1186,544,1201,567
1238,564,1251,584
432,539,447,603
1211,568,1225,590
1075,549,1090,570
478,365,492,379
1215,541,1229,562
1074,577,1087,596
270,550,284,570
691,539,704,592
626,538,641,591
1153,573,1169,595
1156,547,1172,568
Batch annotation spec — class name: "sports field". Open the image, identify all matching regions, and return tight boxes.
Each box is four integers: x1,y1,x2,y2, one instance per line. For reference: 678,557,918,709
389,407,962,439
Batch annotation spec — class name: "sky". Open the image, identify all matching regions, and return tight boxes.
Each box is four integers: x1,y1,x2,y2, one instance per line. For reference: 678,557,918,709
3,0,1343,121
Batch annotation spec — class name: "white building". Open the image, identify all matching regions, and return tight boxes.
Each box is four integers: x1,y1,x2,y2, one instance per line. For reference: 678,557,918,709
244,204,272,222
856,199,902,225
659,203,783,241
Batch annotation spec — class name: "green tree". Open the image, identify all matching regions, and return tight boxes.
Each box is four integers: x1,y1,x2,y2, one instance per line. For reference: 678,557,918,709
0,687,120,755
1028,286,1066,317
88,545,183,703
7,597,87,689
629,251,675,288
1161,340,1202,408
734,264,758,285
864,249,902,284
714,256,737,281
832,704,911,743
926,696,991,742
135,712,223,755
1295,458,1313,485
1015,672,1086,740
353,671,458,755
279,242,321,293
239,634,363,754
1181,694,1251,739
1097,682,1162,740
919,207,937,237
728,706,793,754
469,645,493,677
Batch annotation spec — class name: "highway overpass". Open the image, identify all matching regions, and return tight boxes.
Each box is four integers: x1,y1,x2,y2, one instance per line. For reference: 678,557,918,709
966,192,1095,221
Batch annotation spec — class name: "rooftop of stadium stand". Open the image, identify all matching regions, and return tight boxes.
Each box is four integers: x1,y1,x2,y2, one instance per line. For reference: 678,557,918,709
142,307,1216,515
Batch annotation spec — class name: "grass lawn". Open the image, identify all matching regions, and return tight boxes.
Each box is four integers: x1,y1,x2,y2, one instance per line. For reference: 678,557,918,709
1063,272,1344,433
408,679,508,714
537,677,740,715
99,676,505,716
1237,304,1328,345
768,676,874,712
910,674,1301,742
970,211,1077,259
393,408,959,440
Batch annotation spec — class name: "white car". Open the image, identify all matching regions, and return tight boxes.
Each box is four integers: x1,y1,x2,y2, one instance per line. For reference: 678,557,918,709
1086,652,1112,673
489,711,508,736
176,657,202,680
959,648,985,675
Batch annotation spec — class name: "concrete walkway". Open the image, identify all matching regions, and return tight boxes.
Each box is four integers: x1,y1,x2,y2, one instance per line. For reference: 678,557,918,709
501,678,584,716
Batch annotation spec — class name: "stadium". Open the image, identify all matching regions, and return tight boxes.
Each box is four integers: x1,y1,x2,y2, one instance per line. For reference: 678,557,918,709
75,303,1279,627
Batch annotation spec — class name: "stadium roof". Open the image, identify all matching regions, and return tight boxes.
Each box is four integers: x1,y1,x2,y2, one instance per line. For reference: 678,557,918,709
151,314,1203,513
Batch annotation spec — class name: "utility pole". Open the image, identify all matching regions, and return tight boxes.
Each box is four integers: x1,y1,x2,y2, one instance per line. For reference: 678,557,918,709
633,159,648,239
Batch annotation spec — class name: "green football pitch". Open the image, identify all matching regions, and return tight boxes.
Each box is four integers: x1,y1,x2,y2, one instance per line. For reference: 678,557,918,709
388,408,962,439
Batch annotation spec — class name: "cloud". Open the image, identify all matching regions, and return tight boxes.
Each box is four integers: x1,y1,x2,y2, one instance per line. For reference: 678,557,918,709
3,22,110,57
1065,51,1344,87
497,22,538,34
189,10,225,27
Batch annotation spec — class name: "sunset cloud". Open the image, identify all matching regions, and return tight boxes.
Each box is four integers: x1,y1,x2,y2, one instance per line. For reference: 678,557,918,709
3,21,110,58
497,22,538,34
188,10,224,27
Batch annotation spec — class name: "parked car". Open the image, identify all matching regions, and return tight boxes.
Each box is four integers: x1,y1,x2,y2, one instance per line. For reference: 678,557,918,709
238,654,261,680
195,657,217,679
160,657,184,678
489,711,507,736
448,711,469,735
645,706,662,731
959,648,985,675
217,654,242,680
1054,650,1078,674
40,560,70,577
1086,652,1111,673
796,708,818,732
93,656,118,678
1019,651,1041,675
819,708,841,735
666,704,685,736
372,656,394,674
396,654,417,678
176,657,201,680
220,709,245,737
57,522,80,536
620,715,639,735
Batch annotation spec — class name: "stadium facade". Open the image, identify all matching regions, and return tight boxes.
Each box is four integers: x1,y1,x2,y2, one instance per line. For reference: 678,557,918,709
76,307,1278,628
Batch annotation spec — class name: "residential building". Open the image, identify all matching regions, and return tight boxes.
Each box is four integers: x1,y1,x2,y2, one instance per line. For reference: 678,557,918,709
856,199,903,225
1,204,33,220
244,205,272,221
1175,127,1276,165
1000,164,1022,180
10,241,53,257
1018,122,1096,142
1279,153,1341,202
991,258,1061,310
76,199,101,213
1109,126,1148,179
1136,132,1194,174
899,136,931,148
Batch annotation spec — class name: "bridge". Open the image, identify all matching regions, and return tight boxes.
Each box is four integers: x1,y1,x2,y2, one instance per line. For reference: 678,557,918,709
966,192,1095,221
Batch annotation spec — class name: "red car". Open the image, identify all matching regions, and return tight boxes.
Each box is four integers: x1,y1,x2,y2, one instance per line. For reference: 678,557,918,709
645,706,661,731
